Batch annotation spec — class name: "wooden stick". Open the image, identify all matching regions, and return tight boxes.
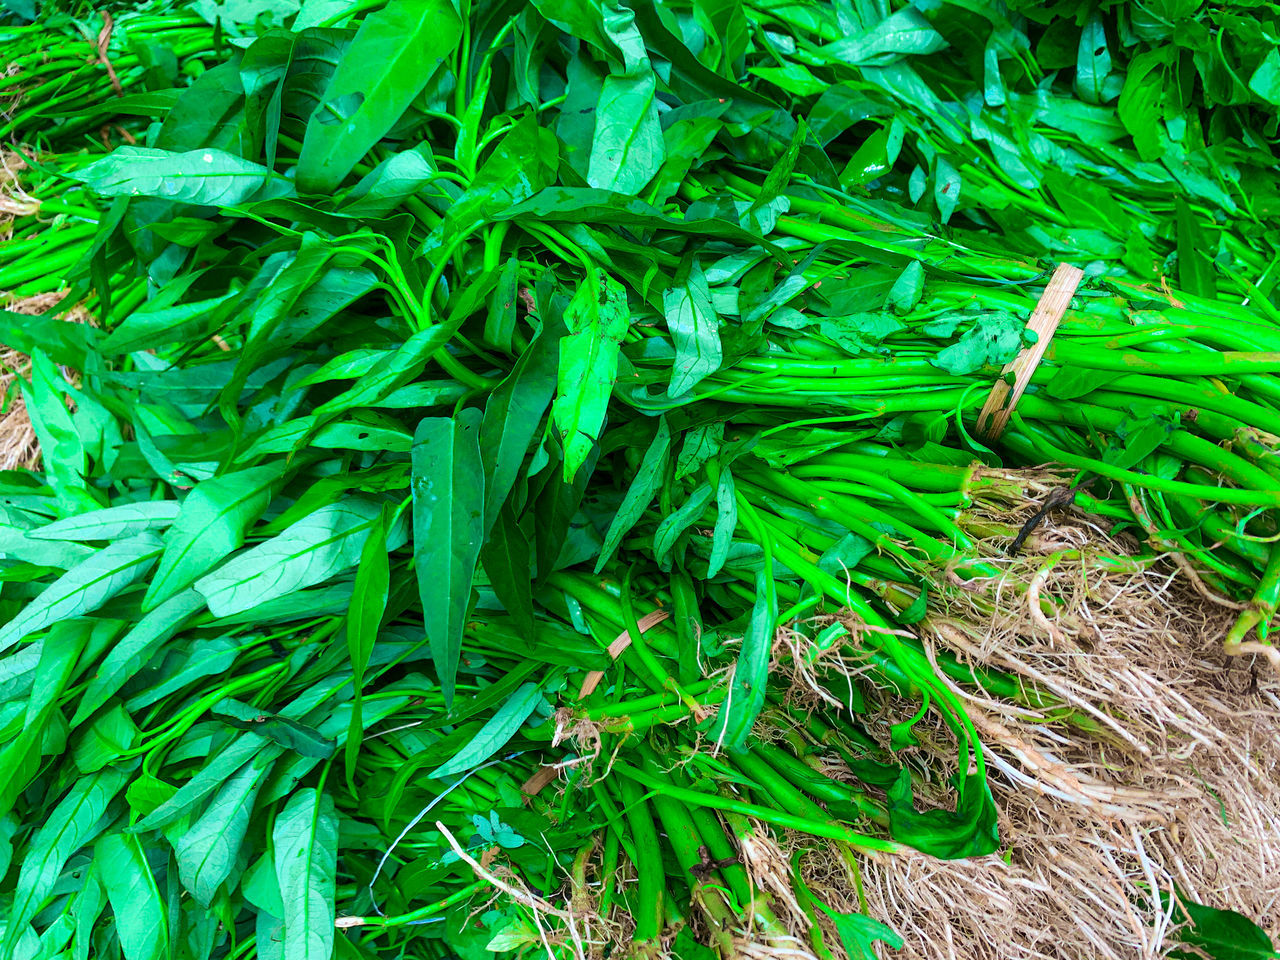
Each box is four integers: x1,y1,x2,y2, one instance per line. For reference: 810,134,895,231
976,262,1084,441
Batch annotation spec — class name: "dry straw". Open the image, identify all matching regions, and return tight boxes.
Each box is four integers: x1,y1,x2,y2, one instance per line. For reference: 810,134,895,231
779,481,1279,959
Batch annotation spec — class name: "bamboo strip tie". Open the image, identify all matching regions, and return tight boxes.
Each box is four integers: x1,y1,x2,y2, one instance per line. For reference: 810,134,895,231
575,607,670,699
976,262,1085,441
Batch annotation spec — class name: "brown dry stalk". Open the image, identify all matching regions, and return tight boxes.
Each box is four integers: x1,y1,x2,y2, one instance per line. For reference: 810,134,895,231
94,9,124,97
578,608,670,698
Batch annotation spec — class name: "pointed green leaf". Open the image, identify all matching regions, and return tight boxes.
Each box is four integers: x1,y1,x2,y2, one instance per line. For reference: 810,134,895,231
552,276,630,482
0,534,162,654
297,0,463,192
481,502,536,637
707,466,737,578
29,501,179,541
73,590,206,725
412,411,485,705
2,768,128,954
273,789,338,960
1166,894,1276,960
595,418,671,572
145,464,286,610
654,483,713,565
75,147,292,205
175,752,274,907
664,258,721,398
480,319,560,529
194,499,383,618
97,834,169,960
429,682,544,778
134,736,282,832
345,507,390,791
711,567,776,751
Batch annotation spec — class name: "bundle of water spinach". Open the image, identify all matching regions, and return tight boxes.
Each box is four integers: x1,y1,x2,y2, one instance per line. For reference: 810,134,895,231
0,0,1277,958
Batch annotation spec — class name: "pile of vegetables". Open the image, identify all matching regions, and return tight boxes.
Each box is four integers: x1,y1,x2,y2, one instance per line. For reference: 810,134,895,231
1,0,1278,958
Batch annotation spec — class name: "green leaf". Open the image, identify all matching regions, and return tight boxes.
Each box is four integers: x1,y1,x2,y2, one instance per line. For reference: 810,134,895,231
297,0,463,192
311,321,468,419
96,834,168,960
1175,196,1216,298
193,0,298,31
273,789,338,960
125,774,177,820
71,703,141,773
481,502,536,637
822,8,946,65
711,567,776,751
664,257,721,398
69,865,105,960
175,751,274,906
669,927,718,960
194,499,385,618
886,260,924,313
2,767,128,954
1045,367,1125,400
675,422,724,480
449,116,561,229
1250,49,1280,106
1074,12,1113,105
30,501,180,541
345,507,390,790
429,682,544,778
817,909,902,960
413,411,485,706
495,188,786,257
294,0,353,29
341,145,440,219
818,532,874,579
1164,893,1277,960
102,291,240,355
929,312,1026,376
595,418,671,572
818,312,905,354
0,534,162,654
587,4,664,195
480,318,560,529
0,619,99,814
654,483,713,565
75,147,292,205
0,513,95,569
934,157,960,224
886,768,998,859
22,351,93,513
134,736,283,831
241,853,284,917
707,466,737,578
212,699,336,758
1103,414,1175,469
73,590,206,725
553,276,631,481
1119,49,1169,161
0,814,16,882
144,464,286,610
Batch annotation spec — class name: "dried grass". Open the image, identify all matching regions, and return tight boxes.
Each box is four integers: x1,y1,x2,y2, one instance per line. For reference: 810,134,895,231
785,488,1280,959
1,150,41,242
